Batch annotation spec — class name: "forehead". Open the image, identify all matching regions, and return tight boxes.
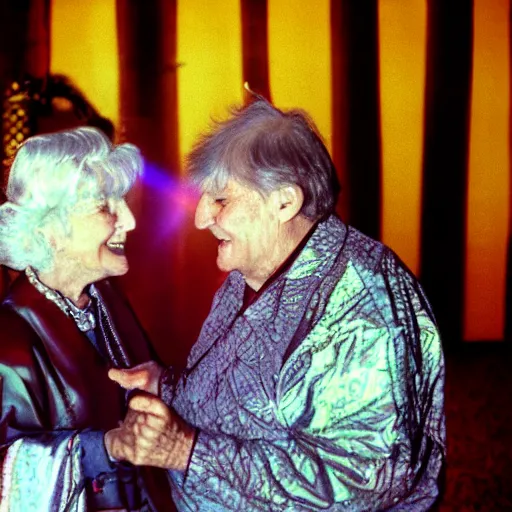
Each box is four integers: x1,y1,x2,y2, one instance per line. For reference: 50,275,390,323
69,197,121,217
204,178,258,198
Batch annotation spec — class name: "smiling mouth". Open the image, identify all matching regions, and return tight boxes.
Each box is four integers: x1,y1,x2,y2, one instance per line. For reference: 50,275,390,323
106,241,126,255
217,239,231,248
212,231,230,244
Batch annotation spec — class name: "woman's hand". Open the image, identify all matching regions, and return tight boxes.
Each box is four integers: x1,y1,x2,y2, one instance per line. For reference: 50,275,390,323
108,361,164,396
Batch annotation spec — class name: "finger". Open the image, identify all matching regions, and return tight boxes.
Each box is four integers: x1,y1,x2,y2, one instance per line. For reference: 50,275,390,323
138,411,169,434
122,408,144,429
108,368,149,390
129,394,170,418
135,424,161,445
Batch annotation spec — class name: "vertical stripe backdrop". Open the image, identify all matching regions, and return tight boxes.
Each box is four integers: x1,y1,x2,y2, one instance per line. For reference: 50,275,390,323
46,0,511,352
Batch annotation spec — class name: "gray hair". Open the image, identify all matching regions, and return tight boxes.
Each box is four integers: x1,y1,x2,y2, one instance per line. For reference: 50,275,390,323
0,126,142,272
186,99,340,220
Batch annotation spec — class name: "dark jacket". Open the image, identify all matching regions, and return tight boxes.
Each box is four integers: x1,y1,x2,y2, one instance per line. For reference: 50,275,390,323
0,274,174,511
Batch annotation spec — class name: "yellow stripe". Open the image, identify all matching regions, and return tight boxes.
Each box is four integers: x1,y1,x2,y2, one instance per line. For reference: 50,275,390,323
50,0,119,129
464,0,510,341
177,0,244,171
267,0,332,153
378,0,427,276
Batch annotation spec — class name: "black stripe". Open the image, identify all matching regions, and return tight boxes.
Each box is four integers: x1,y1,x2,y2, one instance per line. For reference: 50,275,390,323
330,0,382,240
505,2,512,344
420,0,473,347
241,0,271,102
116,0,178,168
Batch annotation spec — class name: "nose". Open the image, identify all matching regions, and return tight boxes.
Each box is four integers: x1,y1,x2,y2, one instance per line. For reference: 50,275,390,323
115,199,136,232
194,194,215,230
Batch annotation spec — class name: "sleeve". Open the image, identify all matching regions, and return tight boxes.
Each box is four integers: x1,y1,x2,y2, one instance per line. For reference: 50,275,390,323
0,311,52,438
159,365,180,406
172,265,445,511
0,427,86,511
0,311,141,511
0,322,87,510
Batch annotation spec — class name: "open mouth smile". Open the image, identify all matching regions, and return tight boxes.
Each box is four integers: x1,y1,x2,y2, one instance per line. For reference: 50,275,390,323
106,241,126,255
212,231,231,247
217,238,231,248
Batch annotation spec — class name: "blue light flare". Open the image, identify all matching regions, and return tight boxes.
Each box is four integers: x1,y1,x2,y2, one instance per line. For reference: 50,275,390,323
135,160,200,239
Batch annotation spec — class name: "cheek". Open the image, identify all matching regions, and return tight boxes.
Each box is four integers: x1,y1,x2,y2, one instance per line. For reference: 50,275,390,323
241,199,270,226
103,220,116,239
248,218,277,250
97,245,110,264
246,201,267,222
93,216,116,241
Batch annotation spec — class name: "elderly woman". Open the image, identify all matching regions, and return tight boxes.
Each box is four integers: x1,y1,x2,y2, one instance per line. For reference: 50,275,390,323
107,99,446,511
0,127,173,511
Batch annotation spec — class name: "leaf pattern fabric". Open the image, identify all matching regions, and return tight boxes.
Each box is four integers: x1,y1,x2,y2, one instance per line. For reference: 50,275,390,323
169,215,445,511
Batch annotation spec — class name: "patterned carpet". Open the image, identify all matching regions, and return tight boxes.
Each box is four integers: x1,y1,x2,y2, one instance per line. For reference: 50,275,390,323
439,343,512,511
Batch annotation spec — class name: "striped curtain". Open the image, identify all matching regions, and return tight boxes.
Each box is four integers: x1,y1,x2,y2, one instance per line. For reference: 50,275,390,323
1,0,510,360
114,0,510,357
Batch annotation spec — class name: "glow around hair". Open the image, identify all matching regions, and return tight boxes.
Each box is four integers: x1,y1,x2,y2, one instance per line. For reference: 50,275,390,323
0,126,142,272
186,99,340,220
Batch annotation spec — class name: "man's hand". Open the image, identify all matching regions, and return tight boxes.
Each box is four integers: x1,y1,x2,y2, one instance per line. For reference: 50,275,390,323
104,393,195,472
108,361,164,395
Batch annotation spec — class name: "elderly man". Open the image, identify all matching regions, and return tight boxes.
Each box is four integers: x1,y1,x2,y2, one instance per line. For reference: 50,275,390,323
106,99,446,511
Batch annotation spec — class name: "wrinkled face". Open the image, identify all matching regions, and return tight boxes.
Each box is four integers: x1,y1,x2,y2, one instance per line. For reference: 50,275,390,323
194,179,281,288
60,197,136,284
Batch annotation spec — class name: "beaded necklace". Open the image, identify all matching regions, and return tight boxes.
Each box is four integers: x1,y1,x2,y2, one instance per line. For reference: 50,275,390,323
25,266,96,332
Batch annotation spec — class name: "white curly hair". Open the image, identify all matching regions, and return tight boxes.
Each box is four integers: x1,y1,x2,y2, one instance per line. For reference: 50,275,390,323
0,126,142,272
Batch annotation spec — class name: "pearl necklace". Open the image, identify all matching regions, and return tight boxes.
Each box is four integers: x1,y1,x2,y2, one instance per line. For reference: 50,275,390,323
25,266,96,332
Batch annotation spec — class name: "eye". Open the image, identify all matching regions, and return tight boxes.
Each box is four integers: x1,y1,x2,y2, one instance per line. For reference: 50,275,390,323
97,199,118,215
214,197,227,206
98,202,111,214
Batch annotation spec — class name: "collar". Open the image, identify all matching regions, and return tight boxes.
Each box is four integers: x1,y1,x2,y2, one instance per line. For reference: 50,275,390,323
242,216,323,312
25,266,96,332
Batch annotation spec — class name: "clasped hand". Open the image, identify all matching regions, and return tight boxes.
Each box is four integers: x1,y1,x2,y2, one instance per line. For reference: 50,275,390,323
104,363,195,472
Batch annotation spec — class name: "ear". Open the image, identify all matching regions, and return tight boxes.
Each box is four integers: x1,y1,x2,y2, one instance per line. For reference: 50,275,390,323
274,185,304,223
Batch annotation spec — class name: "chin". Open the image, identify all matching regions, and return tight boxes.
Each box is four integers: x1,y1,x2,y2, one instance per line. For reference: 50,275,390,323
216,254,236,273
102,256,130,278
112,261,130,276
111,266,129,277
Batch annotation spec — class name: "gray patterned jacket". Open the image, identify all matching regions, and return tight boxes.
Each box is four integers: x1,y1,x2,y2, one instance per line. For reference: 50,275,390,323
168,215,446,511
